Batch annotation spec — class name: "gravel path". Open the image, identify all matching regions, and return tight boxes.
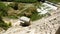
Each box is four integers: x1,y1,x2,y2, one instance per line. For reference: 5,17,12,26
0,8,60,34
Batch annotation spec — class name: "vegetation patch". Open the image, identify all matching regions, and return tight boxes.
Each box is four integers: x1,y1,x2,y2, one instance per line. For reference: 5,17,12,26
0,2,8,17
30,12,46,21
0,17,11,30
48,0,60,3
0,0,38,3
0,2,47,30
0,2,12,30
14,0,37,3
7,15,18,19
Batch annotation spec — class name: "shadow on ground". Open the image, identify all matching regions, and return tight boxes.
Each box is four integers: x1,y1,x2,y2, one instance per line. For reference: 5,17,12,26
55,27,60,34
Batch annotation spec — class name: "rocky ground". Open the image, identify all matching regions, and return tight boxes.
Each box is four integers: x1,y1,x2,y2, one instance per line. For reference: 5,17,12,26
0,3,60,34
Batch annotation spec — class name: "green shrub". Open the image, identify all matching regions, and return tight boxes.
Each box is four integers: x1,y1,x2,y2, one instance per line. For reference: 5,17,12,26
0,2,8,16
0,17,12,30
